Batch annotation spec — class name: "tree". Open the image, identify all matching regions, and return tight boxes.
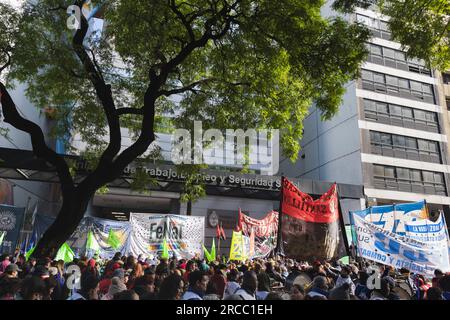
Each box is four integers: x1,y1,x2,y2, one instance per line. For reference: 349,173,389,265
0,0,371,258
334,0,450,70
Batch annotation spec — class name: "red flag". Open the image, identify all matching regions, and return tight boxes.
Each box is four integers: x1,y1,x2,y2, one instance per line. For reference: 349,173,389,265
216,224,221,239
220,226,226,240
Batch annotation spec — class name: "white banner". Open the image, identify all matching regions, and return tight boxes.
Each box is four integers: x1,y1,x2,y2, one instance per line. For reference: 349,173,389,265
129,213,205,259
353,214,450,278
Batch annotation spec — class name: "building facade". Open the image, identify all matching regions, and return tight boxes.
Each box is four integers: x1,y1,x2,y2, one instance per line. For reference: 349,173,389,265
280,5,450,218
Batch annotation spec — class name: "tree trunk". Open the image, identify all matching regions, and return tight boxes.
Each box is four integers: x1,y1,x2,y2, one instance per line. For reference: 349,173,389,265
32,191,92,259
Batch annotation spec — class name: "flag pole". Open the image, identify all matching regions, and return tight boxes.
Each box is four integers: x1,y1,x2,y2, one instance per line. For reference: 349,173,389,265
275,176,285,257
336,183,350,258
218,222,221,261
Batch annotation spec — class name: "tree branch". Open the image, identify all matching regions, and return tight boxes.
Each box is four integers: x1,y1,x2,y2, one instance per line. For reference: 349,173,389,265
117,108,144,116
169,0,195,42
72,1,121,165
0,82,75,196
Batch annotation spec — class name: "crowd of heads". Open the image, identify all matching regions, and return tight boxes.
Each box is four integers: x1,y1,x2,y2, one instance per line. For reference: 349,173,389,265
1,252,449,300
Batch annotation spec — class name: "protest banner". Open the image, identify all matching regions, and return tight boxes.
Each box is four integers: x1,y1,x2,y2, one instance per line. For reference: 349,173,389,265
0,204,25,254
353,213,450,277
129,213,204,259
279,178,346,260
237,209,278,259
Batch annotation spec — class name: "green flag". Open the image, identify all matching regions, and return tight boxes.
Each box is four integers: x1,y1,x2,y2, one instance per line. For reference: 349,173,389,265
338,256,350,265
107,229,121,249
210,238,216,262
25,246,35,261
161,238,169,259
55,242,75,263
86,230,100,251
0,231,5,247
203,244,212,262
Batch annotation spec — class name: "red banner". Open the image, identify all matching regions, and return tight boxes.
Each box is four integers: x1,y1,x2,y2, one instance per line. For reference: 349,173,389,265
280,178,346,261
237,209,278,259
237,210,279,237
282,179,339,223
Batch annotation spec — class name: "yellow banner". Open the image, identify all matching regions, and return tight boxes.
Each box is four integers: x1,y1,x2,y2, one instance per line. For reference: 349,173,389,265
229,231,245,261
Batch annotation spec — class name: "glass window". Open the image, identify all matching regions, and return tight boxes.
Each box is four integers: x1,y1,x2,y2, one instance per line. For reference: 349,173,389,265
397,168,410,180
425,112,436,122
390,105,402,116
398,79,409,89
410,81,422,92
383,48,396,59
370,45,382,56
385,167,395,178
379,20,389,31
395,51,406,61
434,173,443,184
386,75,398,86
364,100,376,112
373,73,385,84
380,133,391,145
392,135,405,147
411,170,421,182
428,141,438,153
362,70,373,81
376,102,388,113
422,84,432,94
422,171,434,183
414,109,426,121
405,137,417,149
417,139,429,151
370,131,380,143
402,107,413,118
374,165,384,176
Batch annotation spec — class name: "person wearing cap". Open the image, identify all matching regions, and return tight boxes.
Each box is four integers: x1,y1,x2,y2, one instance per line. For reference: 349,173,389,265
101,276,127,300
1,264,21,279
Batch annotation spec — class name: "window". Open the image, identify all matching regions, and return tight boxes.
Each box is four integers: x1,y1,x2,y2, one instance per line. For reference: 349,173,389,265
374,165,384,176
443,73,450,84
425,112,436,122
386,75,398,87
405,137,417,149
379,20,389,31
362,70,373,81
422,84,432,94
422,171,434,183
385,167,395,178
414,109,426,121
398,79,409,89
380,133,391,145
410,81,422,92
370,131,380,143
373,73,384,84
376,102,388,113
370,44,382,56
402,107,413,118
383,48,395,59
389,105,402,116
397,168,410,180
446,97,450,111
417,139,429,151
395,51,406,61
410,170,421,182
364,100,376,112
392,135,405,147
434,173,444,184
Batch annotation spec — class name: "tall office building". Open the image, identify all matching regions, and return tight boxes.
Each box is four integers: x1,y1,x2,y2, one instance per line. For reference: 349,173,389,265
280,4,450,216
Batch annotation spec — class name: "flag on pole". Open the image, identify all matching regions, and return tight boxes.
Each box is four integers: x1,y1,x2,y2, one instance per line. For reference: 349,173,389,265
161,238,169,259
25,246,35,261
0,231,6,247
202,239,217,263
107,229,121,249
86,230,100,251
216,224,226,240
55,242,75,263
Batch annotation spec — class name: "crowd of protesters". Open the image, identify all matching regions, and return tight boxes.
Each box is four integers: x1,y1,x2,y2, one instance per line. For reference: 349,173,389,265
1,251,449,300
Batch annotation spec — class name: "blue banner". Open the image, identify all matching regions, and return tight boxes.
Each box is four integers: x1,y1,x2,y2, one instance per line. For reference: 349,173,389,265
350,200,428,236
0,204,26,255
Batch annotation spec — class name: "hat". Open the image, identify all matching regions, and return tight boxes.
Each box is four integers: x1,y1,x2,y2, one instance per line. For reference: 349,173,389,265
5,263,22,273
108,277,127,296
113,268,125,279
